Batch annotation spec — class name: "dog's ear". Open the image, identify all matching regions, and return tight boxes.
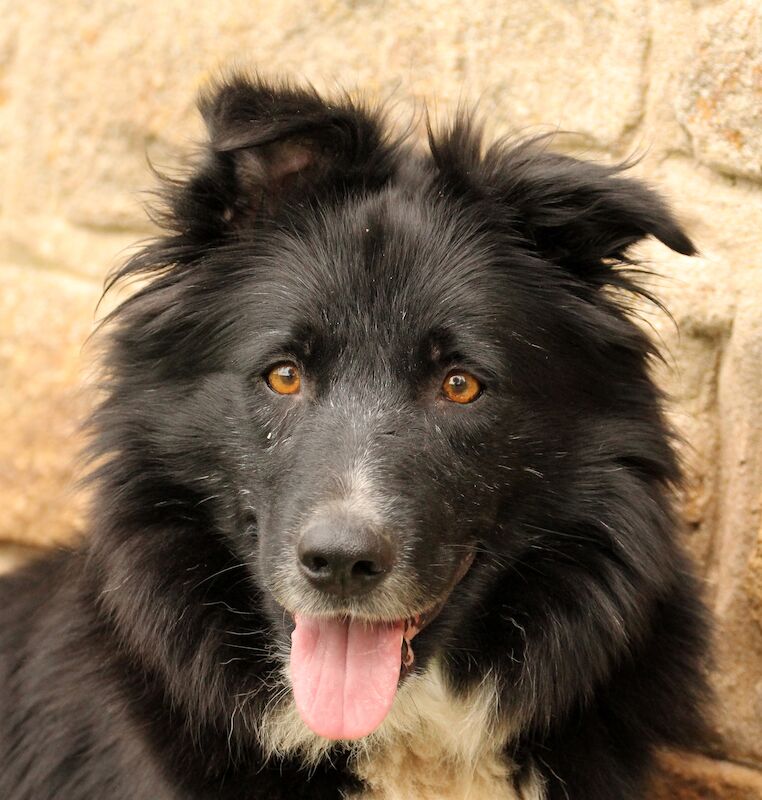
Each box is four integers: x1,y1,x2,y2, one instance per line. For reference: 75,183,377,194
430,121,695,280
165,75,399,243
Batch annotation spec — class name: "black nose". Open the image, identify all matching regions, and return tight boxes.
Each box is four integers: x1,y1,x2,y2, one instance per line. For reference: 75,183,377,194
297,518,395,597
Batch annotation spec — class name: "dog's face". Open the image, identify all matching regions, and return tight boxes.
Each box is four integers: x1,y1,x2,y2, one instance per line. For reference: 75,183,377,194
98,77,693,741
247,195,509,623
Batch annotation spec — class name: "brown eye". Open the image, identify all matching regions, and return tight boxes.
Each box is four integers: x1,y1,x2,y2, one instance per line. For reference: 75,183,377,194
266,362,301,395
442,370,482,404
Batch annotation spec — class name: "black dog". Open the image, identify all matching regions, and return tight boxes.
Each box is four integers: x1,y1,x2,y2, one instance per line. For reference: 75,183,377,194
0,75,709,799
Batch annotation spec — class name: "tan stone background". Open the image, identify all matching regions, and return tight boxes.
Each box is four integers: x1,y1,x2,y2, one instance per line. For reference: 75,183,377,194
1,1,761,796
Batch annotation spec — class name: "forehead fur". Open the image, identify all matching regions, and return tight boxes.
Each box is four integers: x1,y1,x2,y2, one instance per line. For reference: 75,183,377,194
248,188,497,327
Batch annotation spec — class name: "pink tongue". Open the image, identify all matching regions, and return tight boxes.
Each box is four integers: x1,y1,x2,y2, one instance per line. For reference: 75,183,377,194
290,615,404,740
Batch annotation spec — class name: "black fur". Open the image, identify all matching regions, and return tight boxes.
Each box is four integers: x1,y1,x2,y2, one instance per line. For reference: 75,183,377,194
0,75,710,799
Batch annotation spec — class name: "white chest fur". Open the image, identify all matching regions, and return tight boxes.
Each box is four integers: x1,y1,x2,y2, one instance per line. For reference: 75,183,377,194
258,662,545,800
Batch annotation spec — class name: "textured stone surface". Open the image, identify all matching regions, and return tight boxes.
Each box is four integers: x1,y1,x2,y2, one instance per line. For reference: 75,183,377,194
651,751,762,799
706,268,762,765
0,544,42,575
676,1,762,179
0,265,97,546
1,0,762,791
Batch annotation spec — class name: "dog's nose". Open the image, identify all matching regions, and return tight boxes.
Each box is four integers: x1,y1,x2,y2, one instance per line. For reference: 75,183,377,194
297,519,395,597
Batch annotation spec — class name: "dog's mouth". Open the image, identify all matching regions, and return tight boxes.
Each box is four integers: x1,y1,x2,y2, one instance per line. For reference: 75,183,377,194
288,552,474,741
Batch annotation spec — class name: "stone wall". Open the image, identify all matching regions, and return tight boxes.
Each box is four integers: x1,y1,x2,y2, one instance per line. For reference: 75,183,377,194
1,1,760,795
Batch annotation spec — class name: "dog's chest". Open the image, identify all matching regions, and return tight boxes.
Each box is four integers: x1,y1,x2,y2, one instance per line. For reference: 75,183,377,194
260,663,544,799
344,667,541,800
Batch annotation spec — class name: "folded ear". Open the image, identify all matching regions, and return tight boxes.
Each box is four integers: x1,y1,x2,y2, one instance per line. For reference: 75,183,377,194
164,74,400,243
430,121,695,280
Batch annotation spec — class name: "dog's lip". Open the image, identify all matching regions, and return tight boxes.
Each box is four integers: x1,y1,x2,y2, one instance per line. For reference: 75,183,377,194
400,550,474,671
281,550,475,672
281,550,475,627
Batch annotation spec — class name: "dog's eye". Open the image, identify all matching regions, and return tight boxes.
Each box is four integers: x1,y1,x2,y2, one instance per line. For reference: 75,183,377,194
442,370,482,404
266,362,301,395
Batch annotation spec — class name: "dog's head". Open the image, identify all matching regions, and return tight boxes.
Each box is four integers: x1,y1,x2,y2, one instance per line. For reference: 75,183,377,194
93,75,693,742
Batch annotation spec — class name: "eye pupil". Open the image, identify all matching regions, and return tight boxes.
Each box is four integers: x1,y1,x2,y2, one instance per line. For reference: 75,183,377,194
442,370,481,404
266,362,301,395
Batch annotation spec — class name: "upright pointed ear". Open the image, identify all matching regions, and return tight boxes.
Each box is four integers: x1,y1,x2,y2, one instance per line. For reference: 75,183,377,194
163,74,400,243
430,121,695,280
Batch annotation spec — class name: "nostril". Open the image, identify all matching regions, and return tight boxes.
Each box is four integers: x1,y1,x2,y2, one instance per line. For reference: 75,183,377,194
301,553,330,576
352,559,384,578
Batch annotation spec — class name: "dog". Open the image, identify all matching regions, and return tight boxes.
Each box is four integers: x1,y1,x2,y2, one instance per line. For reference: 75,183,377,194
0,74,710,799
